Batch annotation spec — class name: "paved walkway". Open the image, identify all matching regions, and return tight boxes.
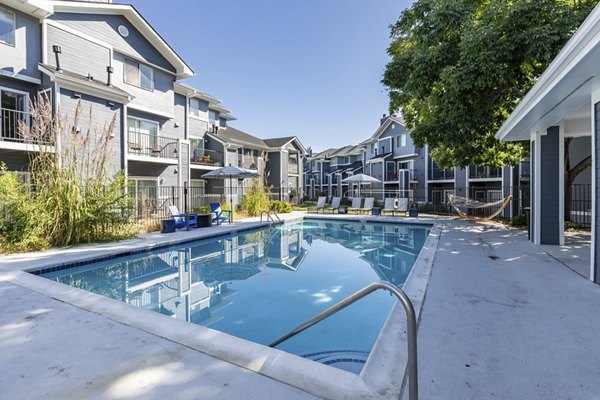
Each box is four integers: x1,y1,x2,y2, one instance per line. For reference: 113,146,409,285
417,221,600,400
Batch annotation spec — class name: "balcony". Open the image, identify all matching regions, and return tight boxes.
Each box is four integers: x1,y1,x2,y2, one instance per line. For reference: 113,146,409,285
288,162,299,175
238,153,260,170
429,168,455,180
0,108,53,146
190,148,223,167
127,130,178,160
469,165,502,179
386,169,416,182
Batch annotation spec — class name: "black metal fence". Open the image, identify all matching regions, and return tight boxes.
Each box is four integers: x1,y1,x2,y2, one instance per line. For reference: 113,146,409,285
128,185,226,226
569,184,591,227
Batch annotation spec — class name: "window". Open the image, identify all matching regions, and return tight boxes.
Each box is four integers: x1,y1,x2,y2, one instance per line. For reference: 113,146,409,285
395,136,400,148
190,98,201,117
124,58,153,90
128,117,158,145
209,110,218,124
0,7,15,46
401,133,407,147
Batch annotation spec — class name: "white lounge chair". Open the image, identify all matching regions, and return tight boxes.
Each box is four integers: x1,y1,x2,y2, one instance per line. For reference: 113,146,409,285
325,197,341,213
309,196,327,213
397,198,409,216
348,197,362,213
359,197,375,214
383,198,397,215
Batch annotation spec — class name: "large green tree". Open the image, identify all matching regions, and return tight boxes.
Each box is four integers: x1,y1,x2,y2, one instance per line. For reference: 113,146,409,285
383,0,598,168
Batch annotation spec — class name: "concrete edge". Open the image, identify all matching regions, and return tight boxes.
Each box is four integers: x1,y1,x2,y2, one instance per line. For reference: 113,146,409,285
0,213,441,400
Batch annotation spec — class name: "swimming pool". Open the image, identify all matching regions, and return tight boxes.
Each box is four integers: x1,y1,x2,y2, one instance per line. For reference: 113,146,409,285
37,219,430,373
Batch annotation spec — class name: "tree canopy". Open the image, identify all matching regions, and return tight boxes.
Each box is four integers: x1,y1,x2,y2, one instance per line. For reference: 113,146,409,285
383,0,598,168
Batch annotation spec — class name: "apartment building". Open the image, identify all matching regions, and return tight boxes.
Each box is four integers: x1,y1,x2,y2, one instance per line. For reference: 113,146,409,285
304,114,529,217
0,0,305,216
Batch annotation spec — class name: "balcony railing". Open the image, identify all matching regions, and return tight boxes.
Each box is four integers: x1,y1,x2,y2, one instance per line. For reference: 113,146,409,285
0,108,52,145
386,169,416,182
190,148,223,167
469,166,502,179
127,130,178,160
429,167,455,180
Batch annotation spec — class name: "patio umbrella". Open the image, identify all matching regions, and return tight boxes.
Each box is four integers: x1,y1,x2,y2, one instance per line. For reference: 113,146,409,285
202,165,259,220
341,173,381,197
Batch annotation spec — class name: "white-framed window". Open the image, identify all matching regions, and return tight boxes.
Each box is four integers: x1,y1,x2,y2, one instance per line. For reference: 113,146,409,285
0,7,15,46
127,117,159,145
400,133,407,147
209,110,218,124
124,58,154,91
189,98,201,117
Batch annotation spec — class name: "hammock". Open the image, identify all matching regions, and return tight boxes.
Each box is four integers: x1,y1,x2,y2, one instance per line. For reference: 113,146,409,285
447,193,513,221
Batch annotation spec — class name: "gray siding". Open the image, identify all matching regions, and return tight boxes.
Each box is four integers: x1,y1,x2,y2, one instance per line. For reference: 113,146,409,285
115,53,175,113
0,6,41,79
59,89,123,175
49,13,175,72
189,116,209,137
47,24,111,82
267,151,281,190
540,126,560,245
455,168,467,196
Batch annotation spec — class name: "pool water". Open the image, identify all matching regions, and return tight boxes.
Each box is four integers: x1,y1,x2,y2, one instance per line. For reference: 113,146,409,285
39,219,430,373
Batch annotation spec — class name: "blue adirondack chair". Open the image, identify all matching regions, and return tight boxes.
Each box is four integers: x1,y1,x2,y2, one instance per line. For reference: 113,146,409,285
168,205,198,230
210,203,232,225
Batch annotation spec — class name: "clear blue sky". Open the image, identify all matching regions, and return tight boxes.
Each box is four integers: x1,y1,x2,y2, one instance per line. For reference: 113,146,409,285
130,0,413,152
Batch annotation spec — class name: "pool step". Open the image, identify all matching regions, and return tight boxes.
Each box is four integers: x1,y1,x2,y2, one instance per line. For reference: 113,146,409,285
301,350,370,373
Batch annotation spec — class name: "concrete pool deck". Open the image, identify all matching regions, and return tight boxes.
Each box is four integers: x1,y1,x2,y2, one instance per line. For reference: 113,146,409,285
1,214,599,399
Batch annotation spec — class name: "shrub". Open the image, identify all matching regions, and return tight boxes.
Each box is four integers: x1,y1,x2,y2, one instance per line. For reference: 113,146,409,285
270,200,292,213
0,98,139,253
241,179,271,216
509,214,527,228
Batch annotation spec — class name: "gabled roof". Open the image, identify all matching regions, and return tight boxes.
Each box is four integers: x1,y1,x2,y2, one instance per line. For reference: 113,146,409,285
213,127,268,149
174,82,236,121
264,136,308,154
50,1,194,78
363,116,407,144
310,148,337,161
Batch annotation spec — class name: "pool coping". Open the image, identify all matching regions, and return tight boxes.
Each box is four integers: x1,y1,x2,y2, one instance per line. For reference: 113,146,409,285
0,213,442,400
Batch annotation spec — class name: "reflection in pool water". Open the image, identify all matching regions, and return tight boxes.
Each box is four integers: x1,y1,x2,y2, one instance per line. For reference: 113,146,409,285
41,219,430,373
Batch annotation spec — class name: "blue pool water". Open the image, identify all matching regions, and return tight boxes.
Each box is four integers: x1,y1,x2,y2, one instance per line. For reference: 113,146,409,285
38,219,430,372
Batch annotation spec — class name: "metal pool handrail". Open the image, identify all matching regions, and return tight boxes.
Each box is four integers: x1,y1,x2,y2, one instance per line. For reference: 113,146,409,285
260,210,281,223
268,280,418,400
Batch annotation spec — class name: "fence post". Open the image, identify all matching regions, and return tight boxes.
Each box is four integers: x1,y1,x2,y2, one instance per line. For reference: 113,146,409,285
184,181,188,213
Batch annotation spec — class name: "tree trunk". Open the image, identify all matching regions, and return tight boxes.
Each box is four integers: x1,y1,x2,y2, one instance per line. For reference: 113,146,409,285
564,137,592,221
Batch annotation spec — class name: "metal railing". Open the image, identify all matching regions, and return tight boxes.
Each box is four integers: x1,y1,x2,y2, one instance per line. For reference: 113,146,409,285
386,169,416,182
468,165,502,179
190,147,223,167
269,280,418,400
0,108,52,144
127,130,178,159
428,168,455,180
260,210,281,223
569,184,591,227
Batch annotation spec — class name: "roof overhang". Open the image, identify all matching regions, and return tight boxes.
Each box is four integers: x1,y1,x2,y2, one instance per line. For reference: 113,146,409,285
174,82,222,105
496,3,600,142
3,0,53,19
364,116,406,143
50,1,194,79
39,64,133,104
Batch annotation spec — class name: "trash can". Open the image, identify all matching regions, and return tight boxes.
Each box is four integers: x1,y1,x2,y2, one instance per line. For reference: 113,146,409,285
408,208,419,218
372,207,381,216
161,219,176,233
198,214,212,228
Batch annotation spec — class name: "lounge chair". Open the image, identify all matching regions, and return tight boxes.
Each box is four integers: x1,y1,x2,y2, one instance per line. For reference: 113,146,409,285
309,196,326,213
348,197,362,213
325,197,341,213
168,205,198,231
359,197,375,214
397,198,409,216
383,198,397,215
210,202,232,225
